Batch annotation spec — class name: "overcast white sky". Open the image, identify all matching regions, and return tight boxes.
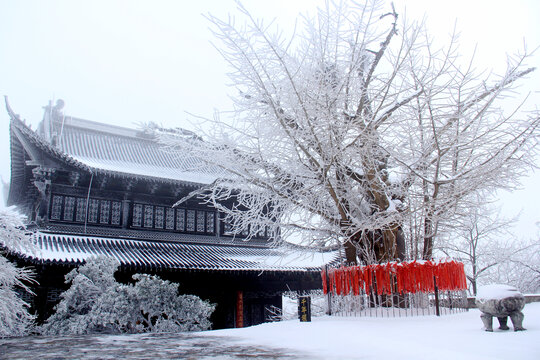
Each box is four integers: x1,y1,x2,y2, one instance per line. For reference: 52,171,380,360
1,0,539,238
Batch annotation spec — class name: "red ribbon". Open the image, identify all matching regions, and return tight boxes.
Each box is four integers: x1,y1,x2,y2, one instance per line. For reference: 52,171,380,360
325,260,467,296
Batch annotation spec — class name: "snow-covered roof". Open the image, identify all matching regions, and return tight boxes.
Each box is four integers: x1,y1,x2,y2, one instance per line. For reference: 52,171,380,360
12,232,337,272
7,100,221,185
51,117,220,184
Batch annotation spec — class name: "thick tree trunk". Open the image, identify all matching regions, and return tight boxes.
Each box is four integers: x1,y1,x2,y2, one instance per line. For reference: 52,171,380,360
344,240,358,265
342,140,405,265
342,223,404,265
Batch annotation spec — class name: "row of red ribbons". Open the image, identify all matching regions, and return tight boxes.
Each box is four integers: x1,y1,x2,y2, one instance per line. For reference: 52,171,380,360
321,260,467,296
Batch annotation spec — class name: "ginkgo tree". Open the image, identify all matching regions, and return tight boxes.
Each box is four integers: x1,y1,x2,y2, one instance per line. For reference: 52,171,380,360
159,0,539,265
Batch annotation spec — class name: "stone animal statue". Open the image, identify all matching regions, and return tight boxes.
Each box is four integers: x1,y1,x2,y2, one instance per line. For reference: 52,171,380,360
475,284,526,332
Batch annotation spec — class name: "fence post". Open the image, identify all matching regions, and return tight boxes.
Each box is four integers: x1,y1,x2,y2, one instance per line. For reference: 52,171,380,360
433,276,440,316
325,265,332,315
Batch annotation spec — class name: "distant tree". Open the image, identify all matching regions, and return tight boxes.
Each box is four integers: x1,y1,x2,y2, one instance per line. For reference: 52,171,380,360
41,256,215,335
158,0,539,264
489,238,540,293
0,209,35,338
439,205,518,295
440,202,540,295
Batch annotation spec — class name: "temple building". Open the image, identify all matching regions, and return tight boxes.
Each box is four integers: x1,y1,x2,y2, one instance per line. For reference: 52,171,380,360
4,98,335,329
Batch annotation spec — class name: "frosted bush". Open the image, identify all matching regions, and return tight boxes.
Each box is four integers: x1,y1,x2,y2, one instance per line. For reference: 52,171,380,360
41,256,215,335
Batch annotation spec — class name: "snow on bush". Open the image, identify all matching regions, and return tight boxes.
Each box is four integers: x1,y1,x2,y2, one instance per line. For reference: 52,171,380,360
0,209,36,338
41,256,215,335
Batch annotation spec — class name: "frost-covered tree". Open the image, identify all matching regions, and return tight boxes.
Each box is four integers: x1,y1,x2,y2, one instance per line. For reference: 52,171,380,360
0,209,35,338
487,239,540,294
439,205,519,295
440,202,540,295
158,0,539,264
41,256,215,335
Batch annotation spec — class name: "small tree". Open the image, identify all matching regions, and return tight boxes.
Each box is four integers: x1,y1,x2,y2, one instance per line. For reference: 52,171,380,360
0,209,35,338
439,205,517,295
488,239,540,293
41,256,215,335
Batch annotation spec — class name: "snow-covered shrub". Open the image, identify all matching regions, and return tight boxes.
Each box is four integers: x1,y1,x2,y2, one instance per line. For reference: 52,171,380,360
86,274,215,333
41,256,215,335
0,209,36,338
40,256,119,335
127,274,215,332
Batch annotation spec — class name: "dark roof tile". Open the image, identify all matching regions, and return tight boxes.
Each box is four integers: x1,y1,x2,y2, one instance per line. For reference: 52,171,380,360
16,232,336,272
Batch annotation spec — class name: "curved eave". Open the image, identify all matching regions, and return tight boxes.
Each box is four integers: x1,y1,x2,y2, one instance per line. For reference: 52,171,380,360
9,232,328,274
17,255,322,274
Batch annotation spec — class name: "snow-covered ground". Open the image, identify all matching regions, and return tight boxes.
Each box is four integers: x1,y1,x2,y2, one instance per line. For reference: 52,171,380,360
2,302,538,359
206,302,540,360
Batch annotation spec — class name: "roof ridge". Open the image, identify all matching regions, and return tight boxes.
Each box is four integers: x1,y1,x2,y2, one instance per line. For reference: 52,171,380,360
59,115,145,140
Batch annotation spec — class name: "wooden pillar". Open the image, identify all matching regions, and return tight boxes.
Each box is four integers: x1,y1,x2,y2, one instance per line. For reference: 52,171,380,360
236,290,244,328
122,198,130,229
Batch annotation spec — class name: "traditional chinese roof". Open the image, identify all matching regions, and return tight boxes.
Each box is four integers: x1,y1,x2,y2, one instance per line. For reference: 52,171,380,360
6,98,221,186
12,231,336,272
47,117,220,184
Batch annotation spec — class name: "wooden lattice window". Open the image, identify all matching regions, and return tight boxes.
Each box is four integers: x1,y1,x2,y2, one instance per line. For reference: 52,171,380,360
196,210,205,233
63,196,76,221
206,212,215,234
186,209,196,232
132,204,143,227
176,208,186,231
50,195,63,220
111,201,122,225
87,199,99,223
155,206,164,229
100,200,111,224
75,198,87,222
223,218,234,235
143,205,153,228
165,207,175,230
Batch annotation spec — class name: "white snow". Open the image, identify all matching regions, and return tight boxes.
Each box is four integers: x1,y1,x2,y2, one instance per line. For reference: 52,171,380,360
230,250,336,269
203,302,540,360
72,156,219,184
477,284,524,301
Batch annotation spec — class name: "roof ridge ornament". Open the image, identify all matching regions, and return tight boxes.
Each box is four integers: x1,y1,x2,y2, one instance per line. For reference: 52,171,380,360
143,121,203,141
4,95,23,123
